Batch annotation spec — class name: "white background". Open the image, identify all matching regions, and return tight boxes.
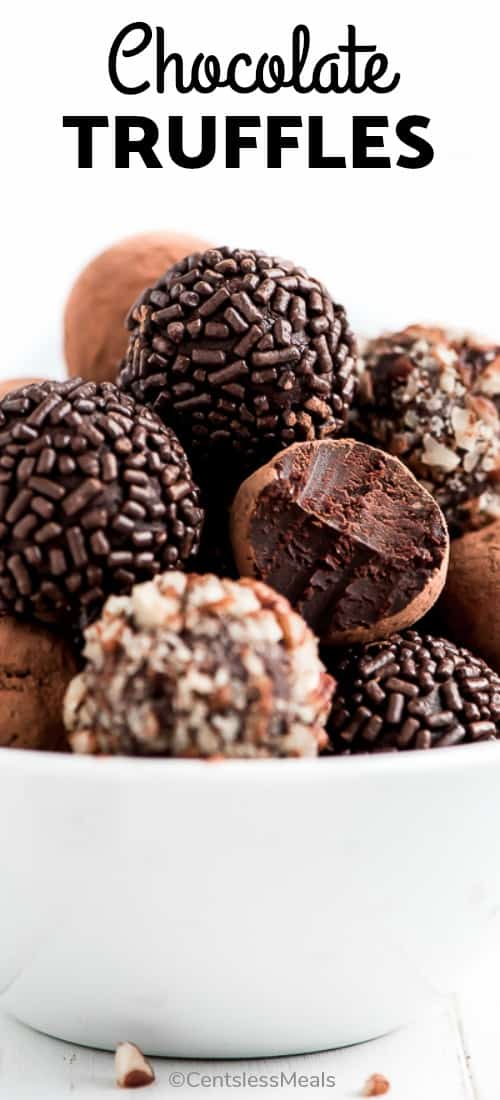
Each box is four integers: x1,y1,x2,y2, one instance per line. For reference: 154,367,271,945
1,0,500,383
1,3,500,1095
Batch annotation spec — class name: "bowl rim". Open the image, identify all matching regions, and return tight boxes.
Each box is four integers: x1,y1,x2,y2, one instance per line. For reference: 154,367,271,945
1,739,500,785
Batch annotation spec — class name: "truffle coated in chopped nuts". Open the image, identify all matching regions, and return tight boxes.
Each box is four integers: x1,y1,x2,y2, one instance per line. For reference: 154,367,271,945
119,246,357,492
64,572,334,758
354,326,500,536
325,630,500,753
453,335,500,411
0,380,204,627
0,616,79,750
64,231,210,385
230,439,449,646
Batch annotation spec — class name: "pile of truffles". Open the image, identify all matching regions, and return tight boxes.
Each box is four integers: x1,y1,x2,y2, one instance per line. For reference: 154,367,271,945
0,235,498,756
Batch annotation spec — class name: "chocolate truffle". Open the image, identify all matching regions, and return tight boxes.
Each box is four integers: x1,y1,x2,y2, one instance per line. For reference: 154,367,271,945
0,380,204,626
119,247,357,491
64,231,209,385
0,615,79,750
230,439,449,646
64,572,334,758
355,326,500,536
326,630,500,753
436,520,500,674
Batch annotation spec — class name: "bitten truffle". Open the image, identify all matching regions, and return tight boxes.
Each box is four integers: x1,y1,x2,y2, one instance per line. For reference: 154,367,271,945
0,616,79,750
355,326,500,536
64,572,334,758
119,247,357,491
326,630,500,752
436,519,500,674
0,380,204,626
64,231,209,385
230,439,449,646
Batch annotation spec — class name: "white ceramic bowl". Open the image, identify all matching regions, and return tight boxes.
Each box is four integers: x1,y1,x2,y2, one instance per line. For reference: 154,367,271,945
1,743,500,1058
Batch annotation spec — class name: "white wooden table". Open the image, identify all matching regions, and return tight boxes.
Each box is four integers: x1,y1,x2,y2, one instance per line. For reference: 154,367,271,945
1,951,498,1099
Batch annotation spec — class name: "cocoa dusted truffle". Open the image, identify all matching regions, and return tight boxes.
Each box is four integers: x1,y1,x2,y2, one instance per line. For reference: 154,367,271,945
230,439,449,646
0,616,79,751
64,572,334,758
64,231,209,385
326,631,500,753
120,247,357,490
436,520,500,674
0,380,204,626
355,326,500,536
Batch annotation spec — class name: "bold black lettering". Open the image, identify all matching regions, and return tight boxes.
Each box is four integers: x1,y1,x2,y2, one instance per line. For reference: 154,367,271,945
62,116,109,167
353,116,390,167
115,117,161,167
396,116,434,169
169,116,216,168
226,117,260,168
308,117,346,167
267,116,301,167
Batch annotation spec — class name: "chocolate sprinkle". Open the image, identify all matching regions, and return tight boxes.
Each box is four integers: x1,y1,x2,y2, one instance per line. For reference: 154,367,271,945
0,380,204,626
119,247,357,491
325,630,500,753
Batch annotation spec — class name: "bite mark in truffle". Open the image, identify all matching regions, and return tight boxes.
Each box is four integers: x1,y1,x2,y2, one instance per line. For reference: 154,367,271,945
64,572,334,758
230,439,449,646
119,247,357,490
325,630,500,752
0,380,204,626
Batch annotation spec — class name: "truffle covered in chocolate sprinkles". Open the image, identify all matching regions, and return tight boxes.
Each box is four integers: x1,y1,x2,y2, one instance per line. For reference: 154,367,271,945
326,630,500,753
64,572,334,758
0,380,204,626
119,247,357,490
355,326,500,536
